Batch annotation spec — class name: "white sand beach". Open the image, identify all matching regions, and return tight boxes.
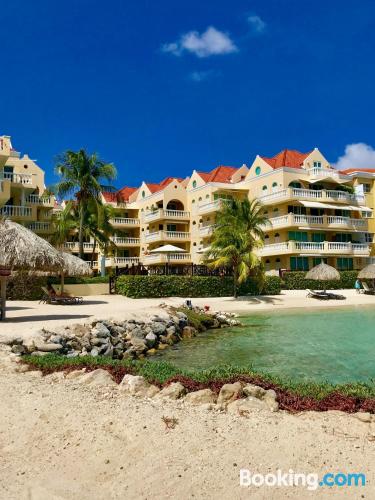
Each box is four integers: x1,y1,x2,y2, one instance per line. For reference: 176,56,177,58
1,289,375,341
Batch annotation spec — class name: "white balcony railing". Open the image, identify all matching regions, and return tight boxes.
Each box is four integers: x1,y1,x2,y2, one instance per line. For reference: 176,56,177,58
199,224,215,237
0,172,33,185
196,200,223,215
0,205,32,217
260,241,370,256
144,253,191,264
144,231,190,243
112,257,140,266
143,209,190,222
26,194,53,206
307,167,340,178
268,213,367,230
258,187,364,205
63,242,95,252
111,237,140,246
110,218,140,226
27,222,51,232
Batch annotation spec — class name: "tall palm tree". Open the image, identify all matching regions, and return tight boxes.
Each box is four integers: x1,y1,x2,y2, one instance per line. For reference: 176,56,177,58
54,150,117,258
50,201,77,249
205,198,269,297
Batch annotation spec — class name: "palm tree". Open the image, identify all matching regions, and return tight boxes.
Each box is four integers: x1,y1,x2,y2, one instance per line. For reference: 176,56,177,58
54,150,117,258
205,198,269,297
50,201,77,249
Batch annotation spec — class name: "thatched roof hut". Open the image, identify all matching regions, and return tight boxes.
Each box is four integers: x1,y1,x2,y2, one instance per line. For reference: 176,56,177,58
358,264,375,280
305,263,340,282
60,252,92,277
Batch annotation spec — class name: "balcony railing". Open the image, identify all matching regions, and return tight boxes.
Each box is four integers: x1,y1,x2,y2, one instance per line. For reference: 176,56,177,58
144,231,190,243
27,222,51,232
0,172,34,185
143,209,190,223
268,214,367,230
199,224,215,237
196,199,223,215
258,187,365,205
111,257,140,267
260,241,370,256
110,218,140,226
63,242,95,252
111,237,140,246
143,253,191,264
26,194,53,206
0,205,32,217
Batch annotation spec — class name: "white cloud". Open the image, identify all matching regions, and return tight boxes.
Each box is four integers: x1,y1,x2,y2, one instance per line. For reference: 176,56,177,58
334,143,375,170
162,26,238,58
247,15,266,34
189,70,213,82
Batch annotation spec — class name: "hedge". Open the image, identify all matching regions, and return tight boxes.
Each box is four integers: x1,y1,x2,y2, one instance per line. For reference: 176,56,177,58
115,275,282,298
283,271,358,290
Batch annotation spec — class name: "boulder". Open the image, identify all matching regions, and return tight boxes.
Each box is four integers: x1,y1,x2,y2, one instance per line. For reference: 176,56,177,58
78,369,117,387
91,323,110,338
33,342,63,353
182,326,197,339
130,338,147,353
243,384,267,399
217,382,243,406
227,397,269,414
157,382,186,400
242,384,278,411
145,332,157,348
185,389,217,405
151,322,166,336
129,327,145,339
11,344,26,355
119,374,160,398
65,369,86,380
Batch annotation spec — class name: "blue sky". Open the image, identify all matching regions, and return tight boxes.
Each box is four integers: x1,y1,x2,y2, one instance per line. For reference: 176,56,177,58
2,0,375,188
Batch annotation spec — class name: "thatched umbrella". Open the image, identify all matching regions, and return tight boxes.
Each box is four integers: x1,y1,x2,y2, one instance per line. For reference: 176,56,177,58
305,262,340,293
0,219,63,320
58,252,92,294
358,263,375,290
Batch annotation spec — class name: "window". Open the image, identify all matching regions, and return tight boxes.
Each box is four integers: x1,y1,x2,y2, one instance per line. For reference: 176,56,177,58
206,194,209,199
272,182,278,192
192,180,197,188
337,257,353,270
363,183,371,193
365,233,373,243
362,210,372,218
289,181,301,189
142,191,145,198
290,257,309,271
255,166,261,176
198,197,202,201
167,224,177,232
288,205,306,215
335,233,352,242
311,233,325,243
313,161,322,169
262,185,268,192
288,231,308,241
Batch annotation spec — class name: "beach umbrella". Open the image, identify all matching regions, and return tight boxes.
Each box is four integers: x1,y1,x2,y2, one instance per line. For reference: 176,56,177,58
358,264,375,280
58,252,92,294
0,218,63,320
150,244,186,253
305,262,340,293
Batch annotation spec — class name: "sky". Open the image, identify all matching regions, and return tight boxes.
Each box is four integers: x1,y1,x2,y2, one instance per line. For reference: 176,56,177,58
1,0,375,189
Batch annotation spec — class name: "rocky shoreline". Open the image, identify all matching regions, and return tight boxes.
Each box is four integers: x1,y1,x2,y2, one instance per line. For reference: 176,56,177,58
6,306,241,360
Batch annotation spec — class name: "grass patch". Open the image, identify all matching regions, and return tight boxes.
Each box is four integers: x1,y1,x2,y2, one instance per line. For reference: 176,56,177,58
22,354,375,413
175,307,216,331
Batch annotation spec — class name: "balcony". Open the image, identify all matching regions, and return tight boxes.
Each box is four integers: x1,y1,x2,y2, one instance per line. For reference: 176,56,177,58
107,257,140,267
259,241,370,257
27,222,52,233
0,205,33,219
26,194,54,207
0,172,34,186
268,214,368,231
143,209,190,223
307,167,342,179
258,187,365,206
199,224,215,237
144,231,190,243
63,242,95,253
110,218,140,227
111,237,140,247
196,200,225,215
143,253,191,264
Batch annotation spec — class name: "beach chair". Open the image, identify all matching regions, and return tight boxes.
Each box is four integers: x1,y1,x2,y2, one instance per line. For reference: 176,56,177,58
51,285,83,304
306,289,330,300
40,287,81,305
362,282,375,295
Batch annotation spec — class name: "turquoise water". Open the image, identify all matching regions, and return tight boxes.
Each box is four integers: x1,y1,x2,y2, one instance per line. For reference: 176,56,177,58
157,306,375,384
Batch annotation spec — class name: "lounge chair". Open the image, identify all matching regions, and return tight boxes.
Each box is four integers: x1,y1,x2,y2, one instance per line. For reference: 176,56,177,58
362,282,375,295
306,289,330,300
40,287,83,305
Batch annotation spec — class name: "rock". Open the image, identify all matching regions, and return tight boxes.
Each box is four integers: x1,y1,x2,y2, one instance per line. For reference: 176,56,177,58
157,343,169,350
182,326,197,339
151,322,166,335
65,369,86,380
185,389,217,405
354,412,372,423
78,369,117,387
243,384,267,399
110,325,126,335
102,345,114,358
34,342,63,353
176,311,187,320
90,347,99,357
263,389,279,412
166,325,176,336
217,382,243,406
90,337,108,347
146,348,157,356
130,338,147,353
242,384,278,411
119,374,160,397
30,351,50,357
145,332,157,347
129,327,145,339
157,382,186,400
227,397,269,414
11,344,26,355
49,335,63,344
91,323,110,338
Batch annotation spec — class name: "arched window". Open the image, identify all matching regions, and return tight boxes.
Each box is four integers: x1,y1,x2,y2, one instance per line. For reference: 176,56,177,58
262,185,268,193
198,197,202,201
289,181,301,189
265,234,270,239
192,180,197,188
272,182,278,192
142,190,145,198
206,194,209,199
255,166,261,176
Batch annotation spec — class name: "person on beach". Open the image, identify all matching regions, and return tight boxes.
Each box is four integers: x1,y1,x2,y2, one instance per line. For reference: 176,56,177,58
355,279,362,293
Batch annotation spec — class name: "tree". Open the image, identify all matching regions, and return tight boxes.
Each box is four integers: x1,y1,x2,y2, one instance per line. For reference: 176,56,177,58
205,198,269,297
54,150,117,258
50,201,77,249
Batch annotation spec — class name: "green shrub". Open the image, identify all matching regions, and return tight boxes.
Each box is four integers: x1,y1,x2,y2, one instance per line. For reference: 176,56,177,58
6,271,48,300
283,270,358,290
50,275,109,284
115,275,234,298
239,275,282,295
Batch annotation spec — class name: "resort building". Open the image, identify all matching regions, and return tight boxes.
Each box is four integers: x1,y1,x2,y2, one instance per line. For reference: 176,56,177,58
0,135,56,238
2,134,374,275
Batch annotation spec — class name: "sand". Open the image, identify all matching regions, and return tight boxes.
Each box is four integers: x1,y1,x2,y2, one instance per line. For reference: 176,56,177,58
1,289,375,342
0,349,374,500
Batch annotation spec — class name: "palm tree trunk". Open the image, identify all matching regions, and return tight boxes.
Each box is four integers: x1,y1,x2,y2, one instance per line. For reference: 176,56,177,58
78,205,85,259
233,266,238,298
91,239,97,266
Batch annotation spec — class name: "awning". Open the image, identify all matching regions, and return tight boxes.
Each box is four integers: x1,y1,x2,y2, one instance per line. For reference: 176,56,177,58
299,201,338,209
308,177,350,185
350,206,373,213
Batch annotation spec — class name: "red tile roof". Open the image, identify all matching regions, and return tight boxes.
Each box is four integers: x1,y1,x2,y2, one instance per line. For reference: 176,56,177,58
102,186,137,203
261,149,313,169
340,168,375,175
145,177,184,193
197,165,237,183
117,186,137,201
